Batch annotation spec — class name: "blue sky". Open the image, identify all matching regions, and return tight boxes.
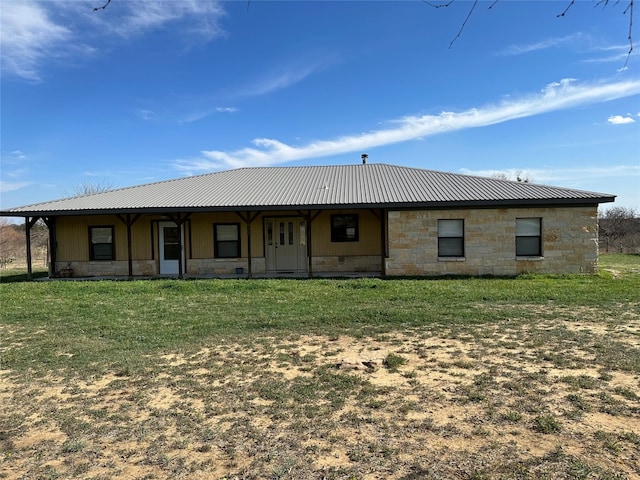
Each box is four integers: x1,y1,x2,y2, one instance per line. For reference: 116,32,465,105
1,0,639,212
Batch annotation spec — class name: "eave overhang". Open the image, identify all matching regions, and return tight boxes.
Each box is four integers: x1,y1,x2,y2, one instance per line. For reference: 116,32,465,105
0,195,616,218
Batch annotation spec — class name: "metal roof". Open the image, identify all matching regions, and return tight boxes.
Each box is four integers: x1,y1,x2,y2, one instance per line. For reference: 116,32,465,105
0,163,615,216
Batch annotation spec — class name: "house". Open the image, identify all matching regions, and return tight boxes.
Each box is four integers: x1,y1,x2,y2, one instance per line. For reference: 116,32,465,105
0,162,615,278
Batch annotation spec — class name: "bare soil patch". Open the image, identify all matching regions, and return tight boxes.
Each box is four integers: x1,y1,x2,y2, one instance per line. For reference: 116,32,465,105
2,315,639,479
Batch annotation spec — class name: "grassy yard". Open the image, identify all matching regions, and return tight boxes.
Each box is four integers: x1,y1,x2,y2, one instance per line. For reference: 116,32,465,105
1,254,639,479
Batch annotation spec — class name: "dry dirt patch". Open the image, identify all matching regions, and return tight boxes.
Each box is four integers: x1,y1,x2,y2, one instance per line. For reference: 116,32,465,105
1,328,639,479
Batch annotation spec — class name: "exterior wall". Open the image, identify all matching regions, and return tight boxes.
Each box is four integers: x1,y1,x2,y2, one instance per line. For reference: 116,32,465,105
52,210,383,277
312,255,381,273
385,206,599,276
310,209,381,257
51,205,599,277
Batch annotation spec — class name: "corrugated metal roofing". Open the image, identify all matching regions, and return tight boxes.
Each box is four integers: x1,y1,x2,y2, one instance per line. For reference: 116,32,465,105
0,164,615,216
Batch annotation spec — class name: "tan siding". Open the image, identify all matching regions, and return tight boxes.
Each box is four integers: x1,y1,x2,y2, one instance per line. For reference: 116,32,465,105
130,220,152,259
56,215,153,262
188,212,265,259
311,210,381,256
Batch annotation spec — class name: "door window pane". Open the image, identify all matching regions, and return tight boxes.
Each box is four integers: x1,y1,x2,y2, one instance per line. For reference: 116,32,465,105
163,226,180,260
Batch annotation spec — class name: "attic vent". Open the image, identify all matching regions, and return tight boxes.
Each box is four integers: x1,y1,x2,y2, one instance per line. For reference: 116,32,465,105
361,153,368,164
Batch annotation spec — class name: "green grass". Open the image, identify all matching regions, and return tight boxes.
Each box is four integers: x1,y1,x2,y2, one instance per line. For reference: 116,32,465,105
1,256,638,376
1,254,639,479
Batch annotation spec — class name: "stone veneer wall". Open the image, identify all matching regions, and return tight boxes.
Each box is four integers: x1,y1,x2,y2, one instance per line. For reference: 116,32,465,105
385,206,599,276
312,255,381,273
59,260,156,277
187,258,266,275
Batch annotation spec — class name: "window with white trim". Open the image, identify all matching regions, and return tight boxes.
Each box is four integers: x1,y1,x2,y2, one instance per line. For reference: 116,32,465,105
89,226,114,261
516,218,542,257
214,223,240,258
438,219,464,257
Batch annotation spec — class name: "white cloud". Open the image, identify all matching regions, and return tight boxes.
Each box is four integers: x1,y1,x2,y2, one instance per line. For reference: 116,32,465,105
101,0,226,42
232,63,324,98
136,109,157,121
216,107,239,113
500,34,583,56
0,1,87,81
460,165,640,184
608,114,636,124
0,0,225,81
174,78,640,172
0,181,31,194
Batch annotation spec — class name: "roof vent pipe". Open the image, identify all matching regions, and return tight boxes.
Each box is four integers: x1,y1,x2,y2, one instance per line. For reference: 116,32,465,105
361,153,368,164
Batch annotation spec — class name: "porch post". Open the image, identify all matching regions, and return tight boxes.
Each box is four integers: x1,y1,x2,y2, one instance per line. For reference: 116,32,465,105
116,213,141,278
25,217,33,280
245,212,252,278
305,210,322,278
236,212,261,278
380,208,387,276
43,217,57,278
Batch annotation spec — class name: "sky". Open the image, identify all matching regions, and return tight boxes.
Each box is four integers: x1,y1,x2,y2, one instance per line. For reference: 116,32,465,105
1,0,639,214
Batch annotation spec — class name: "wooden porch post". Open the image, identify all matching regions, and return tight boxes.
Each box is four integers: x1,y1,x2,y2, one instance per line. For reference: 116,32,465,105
380,208,387,276
43,217,57,278
116,214,141,278
236,211,261,278
25,217,33,280
303,210,322,278
370,208,387,277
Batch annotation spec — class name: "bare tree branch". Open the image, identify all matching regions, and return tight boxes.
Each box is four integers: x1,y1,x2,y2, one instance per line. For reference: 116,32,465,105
93,0,111,12
449,0,478,49
557,0,576,18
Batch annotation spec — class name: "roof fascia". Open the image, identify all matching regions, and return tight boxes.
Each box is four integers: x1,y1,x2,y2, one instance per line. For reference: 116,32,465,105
0,196,615,218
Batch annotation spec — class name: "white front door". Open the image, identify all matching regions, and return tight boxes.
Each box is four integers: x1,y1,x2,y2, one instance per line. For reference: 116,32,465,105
159,222,184,275
265,218,307,272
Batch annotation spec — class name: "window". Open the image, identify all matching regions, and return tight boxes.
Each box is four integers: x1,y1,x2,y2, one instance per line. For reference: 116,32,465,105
214,223,240,258
438,219,464,257
516,218,542,256
89,226,114,261
331,214,359,242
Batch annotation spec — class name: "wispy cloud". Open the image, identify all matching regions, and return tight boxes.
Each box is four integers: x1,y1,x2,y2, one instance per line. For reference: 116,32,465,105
99,0,226,42
607,114,636,125
231,62,327,98
0,181,31,194
0,1,93,82
136,109,157,121
582,44,636,64
461,165,639,182
174,78,640,173
499,34,583,56
0,0,226,82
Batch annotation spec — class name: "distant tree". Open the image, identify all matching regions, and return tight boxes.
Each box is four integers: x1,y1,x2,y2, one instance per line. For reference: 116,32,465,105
599,206,640,253
93,0,635,59
63,179,114,198
426,0,634,64
0,219,23,268
490,170,534,183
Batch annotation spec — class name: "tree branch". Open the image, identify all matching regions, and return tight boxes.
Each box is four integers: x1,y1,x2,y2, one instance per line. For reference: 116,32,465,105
93,0,111,12
449,0,478,49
